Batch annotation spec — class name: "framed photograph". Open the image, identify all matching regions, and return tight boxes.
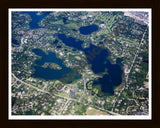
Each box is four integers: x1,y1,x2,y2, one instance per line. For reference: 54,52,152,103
0,0,159,127
9,8,151,120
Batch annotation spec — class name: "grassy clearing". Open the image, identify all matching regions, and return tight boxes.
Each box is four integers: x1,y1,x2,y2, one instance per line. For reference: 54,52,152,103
50,20,64,25
117,36,139,46
65,23,78,29
86,107,110,115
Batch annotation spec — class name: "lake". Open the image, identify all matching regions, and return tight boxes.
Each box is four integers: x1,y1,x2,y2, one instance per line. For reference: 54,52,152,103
79,25,99,35
57,33,123,96
57,34,84,50
21,11,50,29
12,38,20,45
31,49,80,83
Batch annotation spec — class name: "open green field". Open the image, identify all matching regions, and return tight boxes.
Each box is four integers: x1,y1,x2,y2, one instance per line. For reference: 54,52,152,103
86,107,110,115
50,20,64,25
65,23,78,29
117,36,139,46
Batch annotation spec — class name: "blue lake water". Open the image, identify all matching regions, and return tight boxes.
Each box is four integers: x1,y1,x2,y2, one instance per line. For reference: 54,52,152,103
79,25,99,35
21,12,50,29
83,44,109,74
72,29,77,32
57,45,62,48
12,38,20,45
57,34,84,50
63,17,68,24
72,49,77,51
57,33,123,96
31,49,80,83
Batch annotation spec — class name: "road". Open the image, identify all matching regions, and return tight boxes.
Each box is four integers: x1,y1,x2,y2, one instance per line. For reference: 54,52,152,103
12,73,119,115
78,74,86,102
112,29,147,112
125,29,147,83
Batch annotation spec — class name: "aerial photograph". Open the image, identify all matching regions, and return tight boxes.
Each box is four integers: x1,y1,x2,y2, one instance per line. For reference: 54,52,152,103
9,9,151,119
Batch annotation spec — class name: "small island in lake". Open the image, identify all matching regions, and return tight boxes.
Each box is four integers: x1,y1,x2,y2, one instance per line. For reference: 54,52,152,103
42,62,62,70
